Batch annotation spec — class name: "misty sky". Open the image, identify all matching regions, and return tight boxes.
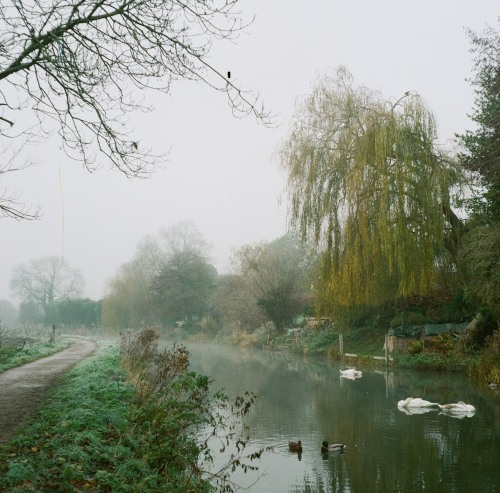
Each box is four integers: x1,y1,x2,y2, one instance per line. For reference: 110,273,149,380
1,0,498,305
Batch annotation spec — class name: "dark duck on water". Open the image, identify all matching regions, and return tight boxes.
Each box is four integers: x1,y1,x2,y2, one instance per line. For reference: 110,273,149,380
321,441,346,453
288,441,302,452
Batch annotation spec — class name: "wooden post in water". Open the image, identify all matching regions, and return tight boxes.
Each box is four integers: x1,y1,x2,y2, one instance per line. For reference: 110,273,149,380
384,334,389,367
339,333,344,358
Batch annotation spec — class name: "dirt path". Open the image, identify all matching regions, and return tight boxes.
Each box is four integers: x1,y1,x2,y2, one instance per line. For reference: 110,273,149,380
0,338,97,445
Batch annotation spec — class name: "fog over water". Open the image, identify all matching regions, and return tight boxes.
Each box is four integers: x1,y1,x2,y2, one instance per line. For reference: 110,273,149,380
1,1,497,305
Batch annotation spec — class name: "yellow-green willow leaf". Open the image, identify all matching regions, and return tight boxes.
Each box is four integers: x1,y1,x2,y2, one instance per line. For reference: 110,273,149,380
279,67,459,313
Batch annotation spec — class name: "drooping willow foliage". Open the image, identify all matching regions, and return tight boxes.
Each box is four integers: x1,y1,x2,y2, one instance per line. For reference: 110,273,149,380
279,67,460,312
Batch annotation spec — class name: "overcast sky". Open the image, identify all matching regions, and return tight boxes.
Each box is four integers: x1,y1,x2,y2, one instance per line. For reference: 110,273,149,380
1,0,498,306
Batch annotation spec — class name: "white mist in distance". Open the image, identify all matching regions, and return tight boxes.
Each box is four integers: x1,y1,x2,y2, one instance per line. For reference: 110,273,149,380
0,0,497,304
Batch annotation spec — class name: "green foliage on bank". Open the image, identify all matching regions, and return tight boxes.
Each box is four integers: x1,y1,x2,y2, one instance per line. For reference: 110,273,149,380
393,352,474,373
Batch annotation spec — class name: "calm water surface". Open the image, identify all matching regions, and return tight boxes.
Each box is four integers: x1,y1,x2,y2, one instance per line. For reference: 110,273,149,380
171,341,500,493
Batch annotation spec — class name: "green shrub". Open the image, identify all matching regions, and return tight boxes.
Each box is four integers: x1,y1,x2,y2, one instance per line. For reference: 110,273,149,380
252,322,278,345
469,328,500,382
406,311,428,325
408,339,423,354
425,333,455,353
120,328,268,491
296,328,338,354
390,311,428,328
394,352,471,372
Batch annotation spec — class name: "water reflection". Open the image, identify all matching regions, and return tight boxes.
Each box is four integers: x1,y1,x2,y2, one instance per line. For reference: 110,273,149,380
439,410,476,419
398,406,435,415
167,341,500,493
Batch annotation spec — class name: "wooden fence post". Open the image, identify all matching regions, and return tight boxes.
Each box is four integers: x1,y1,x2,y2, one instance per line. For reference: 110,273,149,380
385,334,389,367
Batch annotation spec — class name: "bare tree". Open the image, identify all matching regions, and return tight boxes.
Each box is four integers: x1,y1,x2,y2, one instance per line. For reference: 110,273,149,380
10,256,84,321
0,298,19,327
159,219,210,258
0,0,271,219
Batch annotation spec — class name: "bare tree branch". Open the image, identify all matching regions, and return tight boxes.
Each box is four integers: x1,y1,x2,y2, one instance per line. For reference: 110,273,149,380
0,0,272,218
0,141,40,219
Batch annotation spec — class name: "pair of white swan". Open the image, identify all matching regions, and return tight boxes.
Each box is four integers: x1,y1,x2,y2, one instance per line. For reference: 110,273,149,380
397,397,476,414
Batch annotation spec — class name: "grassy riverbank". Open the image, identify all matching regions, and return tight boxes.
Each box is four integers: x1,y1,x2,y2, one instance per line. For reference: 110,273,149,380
186,320,499,382
0,345,147,492
291,325,498,380
0,332,262,492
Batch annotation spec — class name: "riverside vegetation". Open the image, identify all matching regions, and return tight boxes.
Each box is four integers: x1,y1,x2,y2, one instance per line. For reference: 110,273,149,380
177,301,499,385
0,328,268,492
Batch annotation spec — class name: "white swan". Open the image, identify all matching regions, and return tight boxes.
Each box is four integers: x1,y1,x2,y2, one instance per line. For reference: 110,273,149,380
340,373,362,380
339,369,362,377
397,397,439,408
438,401,475,412
440,410,475,419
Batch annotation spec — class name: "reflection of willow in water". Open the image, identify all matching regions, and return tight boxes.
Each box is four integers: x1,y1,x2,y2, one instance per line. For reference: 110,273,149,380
312,382,499,492
288,459,350,493
287,419,498,492
181,342,500,493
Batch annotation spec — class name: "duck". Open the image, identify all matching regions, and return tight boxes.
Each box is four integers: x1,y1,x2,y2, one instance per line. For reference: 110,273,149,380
438,401,475,412
288,440,303,452
339,368,362,377
397,397,439,408
321,441,346,453
488,383,498,390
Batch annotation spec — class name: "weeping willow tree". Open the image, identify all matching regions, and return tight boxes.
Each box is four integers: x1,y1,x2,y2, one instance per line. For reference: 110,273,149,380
279,67,461,313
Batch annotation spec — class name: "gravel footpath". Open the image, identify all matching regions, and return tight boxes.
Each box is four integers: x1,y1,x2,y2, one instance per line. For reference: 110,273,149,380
0,338,97,445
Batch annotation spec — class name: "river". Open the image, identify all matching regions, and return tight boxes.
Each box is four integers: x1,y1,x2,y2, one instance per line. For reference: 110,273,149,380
176,341,500,493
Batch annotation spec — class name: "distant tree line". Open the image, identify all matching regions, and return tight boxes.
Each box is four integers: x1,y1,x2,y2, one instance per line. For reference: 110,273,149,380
17,298,101,328
101,221,314,335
